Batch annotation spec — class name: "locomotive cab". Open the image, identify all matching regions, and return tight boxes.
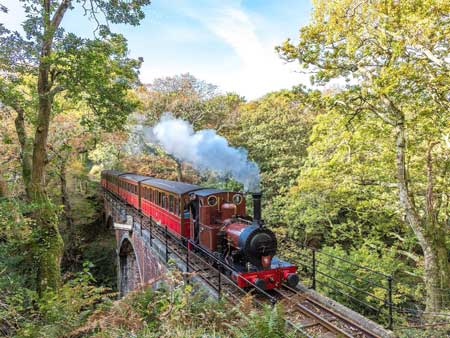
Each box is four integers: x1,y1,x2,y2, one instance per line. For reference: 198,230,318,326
188,189,246,252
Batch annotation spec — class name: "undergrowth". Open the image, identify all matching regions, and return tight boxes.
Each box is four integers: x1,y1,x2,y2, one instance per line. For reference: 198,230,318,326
1,266,295,338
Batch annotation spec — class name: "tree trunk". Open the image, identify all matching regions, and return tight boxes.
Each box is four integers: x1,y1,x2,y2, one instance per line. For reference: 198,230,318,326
31,84,64,292
422,236,450,312
14,106,32,196
395,121,450,312
175,160,183,182
30,1,66,293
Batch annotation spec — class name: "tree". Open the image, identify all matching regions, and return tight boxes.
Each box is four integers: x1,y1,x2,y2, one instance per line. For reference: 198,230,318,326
233,88,321,226
278,0,450,311
136,74,244,181
0,0,150,292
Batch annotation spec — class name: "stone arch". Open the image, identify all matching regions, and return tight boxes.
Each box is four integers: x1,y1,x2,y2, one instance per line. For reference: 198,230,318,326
118,238,141,297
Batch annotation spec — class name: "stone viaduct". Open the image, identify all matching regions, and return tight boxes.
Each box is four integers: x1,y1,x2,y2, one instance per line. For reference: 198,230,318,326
104,191,168,296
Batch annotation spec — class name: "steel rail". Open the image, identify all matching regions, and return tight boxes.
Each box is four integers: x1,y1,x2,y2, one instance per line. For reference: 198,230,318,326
274,287,355,338
280,284,380,338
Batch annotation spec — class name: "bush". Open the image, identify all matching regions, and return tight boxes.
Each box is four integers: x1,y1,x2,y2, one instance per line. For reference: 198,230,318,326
12,264,113,338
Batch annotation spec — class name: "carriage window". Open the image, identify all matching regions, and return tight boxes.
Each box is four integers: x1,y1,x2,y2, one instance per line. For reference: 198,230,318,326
175,198,180,216
169,195,174,213
162,193,167,209
149,189,153,202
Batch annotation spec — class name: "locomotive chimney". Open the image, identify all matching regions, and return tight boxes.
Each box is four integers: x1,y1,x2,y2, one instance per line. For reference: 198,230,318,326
252,192,262,227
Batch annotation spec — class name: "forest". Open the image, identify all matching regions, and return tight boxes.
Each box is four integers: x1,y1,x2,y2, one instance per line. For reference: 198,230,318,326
0,0,449,337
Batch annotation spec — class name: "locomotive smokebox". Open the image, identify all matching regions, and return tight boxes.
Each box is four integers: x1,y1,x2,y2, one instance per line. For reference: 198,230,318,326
252,192,262,227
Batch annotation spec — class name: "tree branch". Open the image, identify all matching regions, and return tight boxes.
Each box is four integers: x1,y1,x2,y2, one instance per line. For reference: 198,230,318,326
426,141,439,219
51,0,72,31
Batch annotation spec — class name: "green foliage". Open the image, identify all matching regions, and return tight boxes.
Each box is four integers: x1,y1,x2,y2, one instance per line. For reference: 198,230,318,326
229,304,295,338
283,109,405,247
0,260,112,338
232,88,322,226
16,265,112,338
277,0,450,313
141,73,244,130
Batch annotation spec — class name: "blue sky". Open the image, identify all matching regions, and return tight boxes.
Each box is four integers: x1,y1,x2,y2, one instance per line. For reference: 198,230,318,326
0,0,313,99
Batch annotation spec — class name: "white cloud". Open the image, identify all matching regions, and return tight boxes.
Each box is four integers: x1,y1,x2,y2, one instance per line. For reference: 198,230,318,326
173,0,309,99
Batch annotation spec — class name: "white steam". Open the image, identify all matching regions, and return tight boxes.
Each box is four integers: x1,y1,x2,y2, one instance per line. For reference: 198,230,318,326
142,113,260,191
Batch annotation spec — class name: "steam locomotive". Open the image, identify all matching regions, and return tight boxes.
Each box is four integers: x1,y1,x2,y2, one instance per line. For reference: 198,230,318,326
101,170,299,290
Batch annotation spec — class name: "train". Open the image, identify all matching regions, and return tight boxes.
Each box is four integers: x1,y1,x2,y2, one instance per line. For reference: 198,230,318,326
101,170,299,290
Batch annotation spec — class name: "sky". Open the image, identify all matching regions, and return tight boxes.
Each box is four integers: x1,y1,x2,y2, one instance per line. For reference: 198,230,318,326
0,0,313,100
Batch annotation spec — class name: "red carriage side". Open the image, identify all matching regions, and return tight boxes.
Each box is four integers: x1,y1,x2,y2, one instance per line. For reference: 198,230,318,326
140,179,201,238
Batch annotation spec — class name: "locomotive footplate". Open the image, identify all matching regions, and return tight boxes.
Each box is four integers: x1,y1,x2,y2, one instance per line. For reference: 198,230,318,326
232,257,298,290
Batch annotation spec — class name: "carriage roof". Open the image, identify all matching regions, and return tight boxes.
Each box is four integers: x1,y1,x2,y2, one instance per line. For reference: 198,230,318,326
101,170,122,176
119,173,150,182
142,178,202,195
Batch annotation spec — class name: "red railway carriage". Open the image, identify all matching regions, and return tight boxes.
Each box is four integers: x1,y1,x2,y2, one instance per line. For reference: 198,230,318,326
101,170,122,195
117,173,148,209
140,179,202,238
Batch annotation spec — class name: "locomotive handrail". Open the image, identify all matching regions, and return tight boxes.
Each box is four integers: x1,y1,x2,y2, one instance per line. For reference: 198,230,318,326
234,217,253,225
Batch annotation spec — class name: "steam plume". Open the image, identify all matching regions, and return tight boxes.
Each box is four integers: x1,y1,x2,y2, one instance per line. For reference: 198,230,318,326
143,113,260,191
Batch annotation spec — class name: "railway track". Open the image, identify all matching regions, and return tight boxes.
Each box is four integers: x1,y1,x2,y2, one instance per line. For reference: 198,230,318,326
109,192,381,338
273,285,378,338
147,218,380,338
